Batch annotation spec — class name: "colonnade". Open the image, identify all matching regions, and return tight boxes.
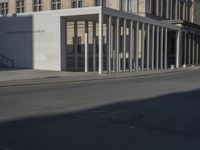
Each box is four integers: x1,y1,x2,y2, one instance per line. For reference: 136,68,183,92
97,14,181,74
64,14,200,74
182,32,200,67
149,0,192,21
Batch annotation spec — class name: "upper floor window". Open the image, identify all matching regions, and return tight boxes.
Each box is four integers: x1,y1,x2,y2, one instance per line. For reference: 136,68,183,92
72,0,83,8
33,0,42,12
1,2,8,15
120,0,128,12
16,0,25,13
94,0,100,6
52,0,61,10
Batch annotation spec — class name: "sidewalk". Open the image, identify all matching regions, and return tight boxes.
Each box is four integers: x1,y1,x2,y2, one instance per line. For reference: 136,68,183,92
0,67,199,87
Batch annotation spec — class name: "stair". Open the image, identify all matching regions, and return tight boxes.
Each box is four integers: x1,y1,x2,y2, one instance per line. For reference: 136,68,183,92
0,54,14,70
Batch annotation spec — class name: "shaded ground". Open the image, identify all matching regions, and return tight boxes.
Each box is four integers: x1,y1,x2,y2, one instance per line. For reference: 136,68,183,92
0,70,200,150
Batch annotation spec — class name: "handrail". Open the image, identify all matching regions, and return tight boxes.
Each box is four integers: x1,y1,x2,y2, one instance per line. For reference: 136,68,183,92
0,54,14,68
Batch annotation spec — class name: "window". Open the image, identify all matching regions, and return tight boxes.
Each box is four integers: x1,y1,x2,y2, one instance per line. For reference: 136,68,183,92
162,0,166,18
1,2,8,15
16,0,25,13
72,0,83,8
120,0,128,12
72,1,77,8
180,2,184,20
33,0,42,12
94,0,100,6
78,1,82,7
51,0,61,10
151,0,156,15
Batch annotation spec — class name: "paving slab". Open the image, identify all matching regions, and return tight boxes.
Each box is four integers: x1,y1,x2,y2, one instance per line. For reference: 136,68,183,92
0,67,199,87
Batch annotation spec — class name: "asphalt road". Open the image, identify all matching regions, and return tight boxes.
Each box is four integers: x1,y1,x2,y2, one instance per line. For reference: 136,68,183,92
1,69,200,150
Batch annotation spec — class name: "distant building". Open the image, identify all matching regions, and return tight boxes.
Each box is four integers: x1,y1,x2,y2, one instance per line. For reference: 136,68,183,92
0,0,200,74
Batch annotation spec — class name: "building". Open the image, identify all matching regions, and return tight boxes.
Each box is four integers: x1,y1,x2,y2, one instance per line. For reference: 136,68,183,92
0,0,200,74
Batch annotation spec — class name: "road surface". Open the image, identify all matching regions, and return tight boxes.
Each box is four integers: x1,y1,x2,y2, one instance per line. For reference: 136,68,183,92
1,69,200,150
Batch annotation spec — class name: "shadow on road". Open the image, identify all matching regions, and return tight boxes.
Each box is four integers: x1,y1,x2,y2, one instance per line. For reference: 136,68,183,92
1,89,200,150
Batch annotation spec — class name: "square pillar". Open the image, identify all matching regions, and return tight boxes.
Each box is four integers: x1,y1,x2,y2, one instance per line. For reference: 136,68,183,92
152,25,155,70
74,21,78,71
85,21,89,73
108,16,112,74
188,33,191,66
136,21,139,71
197,36,199,65
160,27,164,69
156,26,160,70
164,28,168,69
141,23,145,71
184,32,187,66
93,22,96,72
123,19,127,72
129,20,133,72
176,30,181,68
192,34,195,65
61,18,67,71
116,17,120,73
98,13,103,74
147,24,150,71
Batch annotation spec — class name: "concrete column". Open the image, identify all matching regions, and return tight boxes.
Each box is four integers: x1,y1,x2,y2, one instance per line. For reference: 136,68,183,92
93,22,96,72
192,34,195,65
98,13,103,74
197,35,200,65
113,25,117,72
61,19,67,71
85,21,89,72
141,23,145,71
129,20,133,72
108,16,112,74
176,30,181,68
147,24,150,71
123,19,127,72
160,27,164,69
152,25,155,70
188,33,191,66
116,17,120,73
164,28,168,69
184,32,187,66
136,21,139,71
196,36,199,65
74,21,78,71
156,26,160,70
111,26,114,72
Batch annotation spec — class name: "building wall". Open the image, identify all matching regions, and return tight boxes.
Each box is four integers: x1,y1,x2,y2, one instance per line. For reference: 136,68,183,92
0,12,62,70
193,0,200,25
0,0,198,24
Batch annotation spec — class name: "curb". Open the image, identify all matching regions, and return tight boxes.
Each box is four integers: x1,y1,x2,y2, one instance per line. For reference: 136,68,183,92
0,68,192,88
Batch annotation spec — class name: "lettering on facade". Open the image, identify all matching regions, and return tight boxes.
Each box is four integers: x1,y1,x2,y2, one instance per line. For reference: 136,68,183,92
5,29,45,35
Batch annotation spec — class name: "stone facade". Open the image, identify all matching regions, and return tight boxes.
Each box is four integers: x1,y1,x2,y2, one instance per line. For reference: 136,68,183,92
193,0,200,25
0,0,198,25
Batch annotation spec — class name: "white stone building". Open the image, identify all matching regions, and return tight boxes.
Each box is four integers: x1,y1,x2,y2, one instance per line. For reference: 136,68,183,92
0,0,200,74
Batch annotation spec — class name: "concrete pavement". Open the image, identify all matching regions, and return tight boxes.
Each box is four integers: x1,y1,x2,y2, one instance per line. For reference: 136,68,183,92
0,67,199,87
